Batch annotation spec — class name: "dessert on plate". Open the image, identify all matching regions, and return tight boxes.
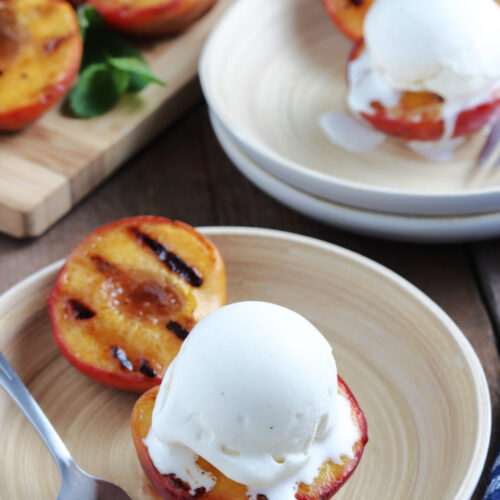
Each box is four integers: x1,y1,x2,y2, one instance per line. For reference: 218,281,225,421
48,216,226,392
321,0,500,159
132,301,368,499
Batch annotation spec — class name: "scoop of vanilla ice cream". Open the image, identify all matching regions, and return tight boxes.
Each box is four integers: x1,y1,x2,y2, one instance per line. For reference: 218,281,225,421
364,0,500,99
150,301,338,487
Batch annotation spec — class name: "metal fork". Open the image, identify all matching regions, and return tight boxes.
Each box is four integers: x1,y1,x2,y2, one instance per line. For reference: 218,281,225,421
478,118,500,169
0,351,132,500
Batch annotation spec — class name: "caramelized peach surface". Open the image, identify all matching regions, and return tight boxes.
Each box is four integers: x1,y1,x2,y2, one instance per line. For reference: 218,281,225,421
0,0,82,130
48,216,226,392
131,376,368,499
88,0,217,36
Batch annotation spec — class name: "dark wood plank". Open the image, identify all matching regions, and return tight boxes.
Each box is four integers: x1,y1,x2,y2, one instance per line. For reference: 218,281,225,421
472,240,500,490
473,240,500,336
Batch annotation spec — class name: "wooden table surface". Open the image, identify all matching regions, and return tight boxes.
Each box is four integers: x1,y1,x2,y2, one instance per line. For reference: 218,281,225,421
1,102,500,498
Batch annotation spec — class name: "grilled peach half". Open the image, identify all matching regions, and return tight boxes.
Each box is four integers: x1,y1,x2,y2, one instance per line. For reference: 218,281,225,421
0,0,82,131
321,0,375,41
48,216,226,392
131,376,368,500
87,0,217,36
349,42,500,141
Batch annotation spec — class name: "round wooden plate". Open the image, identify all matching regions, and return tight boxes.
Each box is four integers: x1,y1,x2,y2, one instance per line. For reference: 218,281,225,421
0,228,490,499
199,0,500,217
210,110,500,243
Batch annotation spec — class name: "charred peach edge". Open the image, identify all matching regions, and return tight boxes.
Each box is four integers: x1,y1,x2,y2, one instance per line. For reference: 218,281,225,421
297,377,368,500
88,0,217,36
47,216,226,392
48,317,163,392
132,376,368,500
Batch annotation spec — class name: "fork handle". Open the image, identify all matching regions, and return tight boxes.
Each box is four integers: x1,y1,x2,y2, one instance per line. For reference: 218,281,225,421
0,351,74,470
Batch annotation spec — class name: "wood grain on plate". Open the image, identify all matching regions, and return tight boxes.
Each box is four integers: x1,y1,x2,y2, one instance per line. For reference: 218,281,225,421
200,0,500,216
209,110,500,243
0,0,232,239
0,228,490,499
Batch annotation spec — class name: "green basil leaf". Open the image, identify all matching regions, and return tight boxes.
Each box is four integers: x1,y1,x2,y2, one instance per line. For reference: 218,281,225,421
77,5,104,40
102,41,156,91
94,30,143,59
79,37,106,71
78,11,143,70
69,63,130,118
71,6,165,118
107,57,165,86
127,73,150,92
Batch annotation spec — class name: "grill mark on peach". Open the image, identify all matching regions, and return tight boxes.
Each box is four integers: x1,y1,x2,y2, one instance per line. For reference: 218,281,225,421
193,487,206,497
166,473,190,491
349,0,364,6
0,6,19,40
166,320,190,340
67,299,96,320
112,346,134,371
139,359,156,378
43,35,70,53
0,37,18,65
91,255,119,276
0,6,20,68
257,495,269,500
129,227,203,287
91,254,182,322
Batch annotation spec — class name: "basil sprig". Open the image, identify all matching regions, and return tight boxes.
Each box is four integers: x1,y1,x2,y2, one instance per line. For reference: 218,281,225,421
69,6,165,119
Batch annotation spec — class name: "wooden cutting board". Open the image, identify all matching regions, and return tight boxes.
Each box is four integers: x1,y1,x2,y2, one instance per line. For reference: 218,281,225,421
0,0,233,239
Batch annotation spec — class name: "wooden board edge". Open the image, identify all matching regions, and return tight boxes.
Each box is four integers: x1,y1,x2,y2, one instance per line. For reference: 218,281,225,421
0,79,201,239
0,179,72,238
67,78,203,215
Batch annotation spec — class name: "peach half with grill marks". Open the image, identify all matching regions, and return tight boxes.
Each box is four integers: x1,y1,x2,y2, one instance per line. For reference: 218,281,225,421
0,0,82,131
48,216,226,392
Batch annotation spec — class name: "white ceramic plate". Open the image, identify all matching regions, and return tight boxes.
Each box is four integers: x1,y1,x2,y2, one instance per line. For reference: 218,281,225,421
0,228,491,499
200,0,500,216
210,110,500,243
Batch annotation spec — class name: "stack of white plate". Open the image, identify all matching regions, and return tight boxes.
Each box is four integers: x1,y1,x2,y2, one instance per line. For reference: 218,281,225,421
199,0,500,242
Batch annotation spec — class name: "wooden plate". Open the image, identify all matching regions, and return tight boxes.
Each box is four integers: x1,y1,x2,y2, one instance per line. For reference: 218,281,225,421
209,110,500,243
0,228,490,499
199,0,500,217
